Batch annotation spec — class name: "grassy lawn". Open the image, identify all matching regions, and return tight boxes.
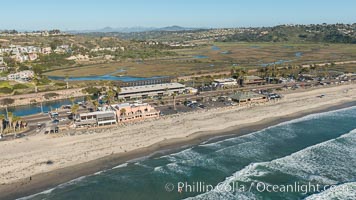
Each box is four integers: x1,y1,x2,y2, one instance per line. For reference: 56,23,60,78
329,63,356,73
43,42,356,79
44,63,126,77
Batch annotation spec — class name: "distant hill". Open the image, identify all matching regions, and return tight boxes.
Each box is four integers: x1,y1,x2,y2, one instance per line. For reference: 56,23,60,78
220,24,356,43
58,23,356,44
154,25,199,32
66,25,202,33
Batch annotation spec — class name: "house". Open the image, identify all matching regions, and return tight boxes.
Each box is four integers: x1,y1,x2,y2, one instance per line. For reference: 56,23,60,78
111,102,160,123
0,57,4,65
240,76,266,86
7,70,34,81
65,54,89,61
18,70,34,80
41,47,52,54
28,53,38,61
0,66,7,72
75,111,117,127
212,78,237,87
12,54,29,63
118,83,186,100
229,91,267,104
7,73,20,80
54,45,69,54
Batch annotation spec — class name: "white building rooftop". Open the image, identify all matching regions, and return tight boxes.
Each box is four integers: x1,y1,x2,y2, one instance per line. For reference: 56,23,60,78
119,83,185,94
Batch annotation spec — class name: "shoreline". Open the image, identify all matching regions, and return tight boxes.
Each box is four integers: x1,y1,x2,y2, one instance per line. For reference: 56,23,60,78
1,100,356,200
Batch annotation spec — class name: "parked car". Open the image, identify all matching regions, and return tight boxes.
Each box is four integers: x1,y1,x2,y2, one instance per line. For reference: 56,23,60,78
198,104,206,109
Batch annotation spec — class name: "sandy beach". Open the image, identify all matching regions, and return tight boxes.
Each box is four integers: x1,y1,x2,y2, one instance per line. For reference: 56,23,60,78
0,83,356,199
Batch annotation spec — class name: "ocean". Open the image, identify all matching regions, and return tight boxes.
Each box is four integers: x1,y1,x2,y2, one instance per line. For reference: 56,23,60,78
19,106,356,200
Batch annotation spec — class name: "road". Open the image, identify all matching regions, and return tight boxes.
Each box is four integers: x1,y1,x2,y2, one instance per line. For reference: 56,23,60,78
0,80,338,141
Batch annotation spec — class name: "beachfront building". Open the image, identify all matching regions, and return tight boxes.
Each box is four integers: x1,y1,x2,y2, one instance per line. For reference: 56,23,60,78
229,91,267,104
185,87,198,94
75,111,117,127
212,78,237,87
239,75,266,86
118,83,185,100
116,77,173,87
111,102,160,123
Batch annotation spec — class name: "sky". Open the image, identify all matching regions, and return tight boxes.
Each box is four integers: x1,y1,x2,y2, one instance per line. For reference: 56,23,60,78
1,0,355,30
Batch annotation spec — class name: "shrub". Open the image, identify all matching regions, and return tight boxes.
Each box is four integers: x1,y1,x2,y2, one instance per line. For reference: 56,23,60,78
13,84,29,90
44,92,60,99
0,98,15,105
54,82,66,87
0,87,13,94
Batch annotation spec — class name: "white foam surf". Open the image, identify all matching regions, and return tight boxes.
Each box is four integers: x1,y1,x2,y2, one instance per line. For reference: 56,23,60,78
186,128,356,199
112,162,128,169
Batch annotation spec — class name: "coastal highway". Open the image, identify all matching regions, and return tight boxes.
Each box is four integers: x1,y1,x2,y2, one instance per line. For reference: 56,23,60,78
142,82,300,105
0,108,87,141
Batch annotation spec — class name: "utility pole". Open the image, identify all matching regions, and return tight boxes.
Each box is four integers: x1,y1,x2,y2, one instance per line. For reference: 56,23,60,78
5,105,8,119
40,102,43,113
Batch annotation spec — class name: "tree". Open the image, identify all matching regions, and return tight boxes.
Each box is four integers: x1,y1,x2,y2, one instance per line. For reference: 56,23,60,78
107,90,115,105
70,96,75,105
32,74,40,93
12,116,21,137
65,75,69,89
92,100,99,111
120,108,126,116
231,67,247,85
114,86,121,101
7,112,13,134
82,87,100,97
71,104,80,120
0,114,4,135
0,98,15,105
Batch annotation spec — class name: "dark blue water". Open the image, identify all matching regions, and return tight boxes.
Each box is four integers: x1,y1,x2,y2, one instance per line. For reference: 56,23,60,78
211,46,221,51
0,97,84,117
260,52,303,67
193,55,209,59
295,52,303,58
260,59,292,67
21,106,356,200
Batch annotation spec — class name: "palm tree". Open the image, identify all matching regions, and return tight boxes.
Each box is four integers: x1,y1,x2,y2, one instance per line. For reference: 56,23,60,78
114,86,121,101
265,66,273,84
85,95,91,103
65,75,69,89
92,100,99,111
231,66,246,79
32,74,40,93
71,104,80,120
0,114,5,135
70,96,75,106
107,90,115,105
12,116,21,137
172,93,177,111
7,112,13,134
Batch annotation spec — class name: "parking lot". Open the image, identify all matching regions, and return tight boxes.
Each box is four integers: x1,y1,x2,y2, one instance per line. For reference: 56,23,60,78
156,96,238,116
